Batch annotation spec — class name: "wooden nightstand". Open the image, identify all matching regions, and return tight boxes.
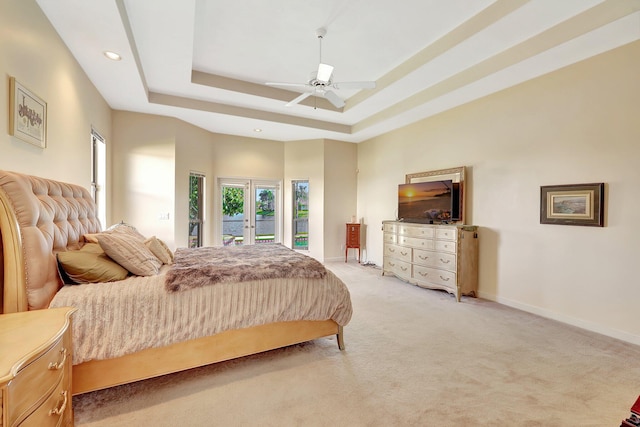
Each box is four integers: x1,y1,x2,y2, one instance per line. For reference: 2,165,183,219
345,223,361,263
0,307,76,427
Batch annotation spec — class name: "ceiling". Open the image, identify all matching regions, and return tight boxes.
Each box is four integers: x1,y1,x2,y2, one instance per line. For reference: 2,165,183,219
35,0,640,143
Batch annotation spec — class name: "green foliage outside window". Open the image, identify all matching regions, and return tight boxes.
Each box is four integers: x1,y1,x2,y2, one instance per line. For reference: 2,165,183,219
223,187,244,217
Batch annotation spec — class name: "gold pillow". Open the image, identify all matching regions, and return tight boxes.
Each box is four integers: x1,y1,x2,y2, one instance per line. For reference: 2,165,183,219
144,236,174,264
98,233,162,276
57,243,129,284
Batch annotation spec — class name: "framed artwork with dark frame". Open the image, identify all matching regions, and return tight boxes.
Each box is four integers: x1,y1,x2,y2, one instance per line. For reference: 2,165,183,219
540,183,604,227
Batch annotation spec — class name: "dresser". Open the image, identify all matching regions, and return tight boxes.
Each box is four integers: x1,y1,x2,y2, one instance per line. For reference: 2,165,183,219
345,223,361,263
0,307,76,427
382,221,478,301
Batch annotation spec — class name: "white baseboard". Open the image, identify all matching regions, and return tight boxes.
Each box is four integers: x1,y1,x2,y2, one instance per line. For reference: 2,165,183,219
478,291,640,346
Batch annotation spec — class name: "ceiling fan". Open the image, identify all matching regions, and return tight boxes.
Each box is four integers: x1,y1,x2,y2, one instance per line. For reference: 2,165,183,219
266,28,376,109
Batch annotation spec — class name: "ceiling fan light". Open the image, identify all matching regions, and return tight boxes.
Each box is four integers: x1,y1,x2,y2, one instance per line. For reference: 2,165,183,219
317,63,334,83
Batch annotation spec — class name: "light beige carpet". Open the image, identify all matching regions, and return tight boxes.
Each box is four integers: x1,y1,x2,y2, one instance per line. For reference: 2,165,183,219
73,262,640,426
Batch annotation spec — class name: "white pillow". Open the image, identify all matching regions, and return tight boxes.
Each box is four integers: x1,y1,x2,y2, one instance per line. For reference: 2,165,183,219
97,233,161,276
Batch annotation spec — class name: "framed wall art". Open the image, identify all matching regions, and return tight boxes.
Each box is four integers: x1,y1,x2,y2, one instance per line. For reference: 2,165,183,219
9,77,47,148
540,183,604,227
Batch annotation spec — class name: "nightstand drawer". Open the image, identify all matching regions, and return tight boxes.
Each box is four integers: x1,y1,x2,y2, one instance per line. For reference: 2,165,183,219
19,376,70,427
8,337,67,425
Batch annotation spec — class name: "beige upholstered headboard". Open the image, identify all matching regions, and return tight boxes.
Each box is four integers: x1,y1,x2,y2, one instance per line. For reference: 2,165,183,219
0,171,102,313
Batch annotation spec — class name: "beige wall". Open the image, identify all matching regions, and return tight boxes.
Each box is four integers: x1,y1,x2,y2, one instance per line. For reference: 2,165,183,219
324,140,357,262
357,41,640,344
0,0,111,189
111,111,177,246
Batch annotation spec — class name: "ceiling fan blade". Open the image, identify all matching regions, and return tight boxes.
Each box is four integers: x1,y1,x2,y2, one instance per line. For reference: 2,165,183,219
266,82,310,89
331,81,376,90
322,90,345,108
286,92,313,107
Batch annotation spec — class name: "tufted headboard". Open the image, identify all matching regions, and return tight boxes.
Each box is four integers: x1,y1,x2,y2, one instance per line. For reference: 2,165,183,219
0,171,102,313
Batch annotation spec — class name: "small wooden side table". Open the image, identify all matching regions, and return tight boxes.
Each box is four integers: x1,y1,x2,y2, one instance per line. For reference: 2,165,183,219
345,223,361,263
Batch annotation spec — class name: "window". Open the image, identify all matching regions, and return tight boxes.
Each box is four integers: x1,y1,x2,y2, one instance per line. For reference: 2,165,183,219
292,180,309,250
91,128,107,227
189,172,205,248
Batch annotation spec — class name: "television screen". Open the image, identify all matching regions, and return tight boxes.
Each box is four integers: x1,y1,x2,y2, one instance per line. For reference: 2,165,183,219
398,180,456,223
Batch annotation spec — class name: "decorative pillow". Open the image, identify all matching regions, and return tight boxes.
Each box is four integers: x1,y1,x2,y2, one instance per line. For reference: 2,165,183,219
84,221,146,243
97,233,162,276
57,243,129,284
144,236,174,264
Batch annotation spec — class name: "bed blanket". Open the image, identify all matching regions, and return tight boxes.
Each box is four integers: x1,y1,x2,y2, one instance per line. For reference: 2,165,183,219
165,244,327,292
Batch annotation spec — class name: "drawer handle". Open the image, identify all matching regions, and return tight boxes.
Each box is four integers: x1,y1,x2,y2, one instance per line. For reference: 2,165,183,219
439,259,450,264
389,262,395,267
49,390,68,417
388,248,395,252
418,271,428,277
439,276,450,281
418,255,429,260
48,348,67,370
400,251,408,256
400,266,408,271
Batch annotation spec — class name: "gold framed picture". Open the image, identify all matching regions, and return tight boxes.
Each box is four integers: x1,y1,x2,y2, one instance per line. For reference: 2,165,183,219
9,77,47,148
540,183,604,227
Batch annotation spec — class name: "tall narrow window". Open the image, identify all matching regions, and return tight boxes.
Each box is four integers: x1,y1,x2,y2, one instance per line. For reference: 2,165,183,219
292,180,309,250
189,172,205,248
91,128,107,228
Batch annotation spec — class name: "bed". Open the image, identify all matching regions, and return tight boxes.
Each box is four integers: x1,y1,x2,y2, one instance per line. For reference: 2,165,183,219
0,170,352,395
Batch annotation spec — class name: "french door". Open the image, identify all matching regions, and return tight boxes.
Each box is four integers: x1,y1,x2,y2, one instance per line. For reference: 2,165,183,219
219,178,281,246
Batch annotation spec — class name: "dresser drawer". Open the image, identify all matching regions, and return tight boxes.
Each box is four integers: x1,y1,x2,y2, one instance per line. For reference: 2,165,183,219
384,244,411,262
398,225,435,238
397,235,435,249
384,258,411,279
435,239,457,253
436,227,457,241
19,376,70,427
383,223,397,233
8,337,68,426
383,232,396,244
413,265,457,289
413,249,456,271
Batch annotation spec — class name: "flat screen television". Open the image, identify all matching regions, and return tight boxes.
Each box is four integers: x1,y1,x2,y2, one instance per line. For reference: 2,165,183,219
397,180,461,223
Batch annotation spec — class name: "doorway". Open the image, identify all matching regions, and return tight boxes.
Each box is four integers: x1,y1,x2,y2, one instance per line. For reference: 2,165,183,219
219,178,281,246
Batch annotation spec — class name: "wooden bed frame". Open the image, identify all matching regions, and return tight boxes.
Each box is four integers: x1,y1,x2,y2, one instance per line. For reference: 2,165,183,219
0,171,344,395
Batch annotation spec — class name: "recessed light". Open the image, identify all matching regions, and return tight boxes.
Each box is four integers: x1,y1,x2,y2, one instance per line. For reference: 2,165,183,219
103,51,122,61
254,128,262,133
